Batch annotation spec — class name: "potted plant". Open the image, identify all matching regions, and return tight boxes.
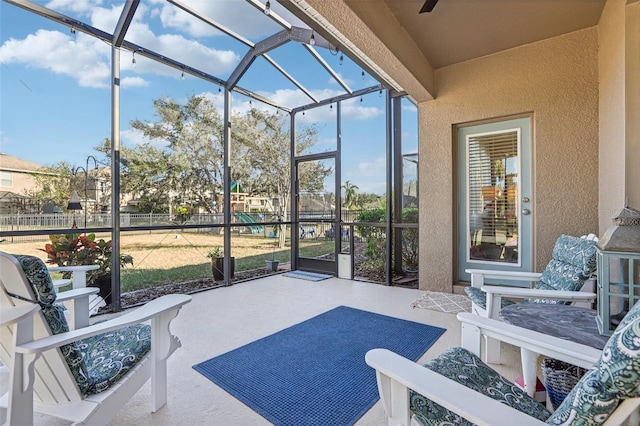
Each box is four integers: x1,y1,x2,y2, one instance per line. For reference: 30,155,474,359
265,239,279,272
207,247,234,281
41,233,133,304
265,259,279,272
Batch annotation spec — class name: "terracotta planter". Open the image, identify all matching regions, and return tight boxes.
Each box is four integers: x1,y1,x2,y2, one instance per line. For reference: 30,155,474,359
212,257,235,281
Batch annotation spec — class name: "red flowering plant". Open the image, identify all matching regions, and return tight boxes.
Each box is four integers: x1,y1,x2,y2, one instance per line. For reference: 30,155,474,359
41,233,133,284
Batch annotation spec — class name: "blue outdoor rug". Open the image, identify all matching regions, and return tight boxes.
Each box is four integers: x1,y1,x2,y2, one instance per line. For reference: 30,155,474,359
193,305,446,426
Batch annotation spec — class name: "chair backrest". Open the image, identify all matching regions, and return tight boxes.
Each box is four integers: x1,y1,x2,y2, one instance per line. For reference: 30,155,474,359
0,251,85,404
525,234,597,304
546,299,640,424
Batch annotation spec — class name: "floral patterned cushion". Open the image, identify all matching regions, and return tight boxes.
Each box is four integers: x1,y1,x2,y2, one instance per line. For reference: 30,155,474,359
15,255,91,394
525,235,597,304
464,235,597,308
79,324,151,395
546,300,640,425
464,286,516,310
411,347,551,425
14,254,151,397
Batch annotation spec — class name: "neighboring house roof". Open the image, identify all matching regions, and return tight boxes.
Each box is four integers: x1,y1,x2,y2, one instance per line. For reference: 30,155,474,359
0,153,48,174
0,191,28,200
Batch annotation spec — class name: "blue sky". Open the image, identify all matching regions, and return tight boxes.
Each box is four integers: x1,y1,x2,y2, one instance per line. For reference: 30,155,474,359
0,0,417,195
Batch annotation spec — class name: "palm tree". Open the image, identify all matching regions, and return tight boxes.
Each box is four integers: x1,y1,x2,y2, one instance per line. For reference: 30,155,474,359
342,180,359,209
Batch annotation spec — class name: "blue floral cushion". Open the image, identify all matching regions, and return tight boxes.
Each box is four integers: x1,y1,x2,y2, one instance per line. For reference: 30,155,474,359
14,254,151,397
546,300,640,425
464,235,597,308
15,255,91,394
411,347,551,425
464,286,516,310
79,324,151,395
525,235,597,304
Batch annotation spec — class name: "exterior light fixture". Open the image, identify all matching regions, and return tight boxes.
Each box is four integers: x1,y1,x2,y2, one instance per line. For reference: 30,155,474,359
70,27,76,34
361,70,365,80
67,190,82,228
264,1,271,15
310,33,316,46
339,53,344,65
132,51,136,65
67,190,82,211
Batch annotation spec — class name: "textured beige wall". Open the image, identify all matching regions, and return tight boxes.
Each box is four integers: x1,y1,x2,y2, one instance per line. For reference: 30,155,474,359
598,0,628,233
419,29,599,292
627,2,640,210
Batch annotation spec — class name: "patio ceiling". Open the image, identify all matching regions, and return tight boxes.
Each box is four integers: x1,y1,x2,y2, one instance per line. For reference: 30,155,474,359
4,0,392,113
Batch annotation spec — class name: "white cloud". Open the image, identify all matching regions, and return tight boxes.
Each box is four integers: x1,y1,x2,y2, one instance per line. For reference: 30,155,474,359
121,127,168,149
336,156,388,195
157,0,297,40
0,30,111,88
403,102,417,112
45,0,102,15
121,76,149,87
0,1,240,88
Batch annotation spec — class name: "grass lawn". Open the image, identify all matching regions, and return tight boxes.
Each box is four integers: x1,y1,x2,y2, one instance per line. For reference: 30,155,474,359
2,231,335,292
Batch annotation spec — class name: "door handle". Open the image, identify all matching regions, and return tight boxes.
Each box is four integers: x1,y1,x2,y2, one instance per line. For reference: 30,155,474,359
522,209,531,215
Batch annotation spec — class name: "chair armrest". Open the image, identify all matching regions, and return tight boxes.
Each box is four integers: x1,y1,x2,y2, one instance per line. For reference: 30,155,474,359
55,287,99,302
55,287,100,330
480,286,596,319
48,265,100,273
48,265,99,289
466,269,542,290
0,304,41,327
15,294,192,355
457,312,600,368
481,286,596,301
365,348,546,426
466,269,543,280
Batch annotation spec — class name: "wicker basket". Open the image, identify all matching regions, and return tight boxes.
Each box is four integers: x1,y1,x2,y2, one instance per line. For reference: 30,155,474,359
541,358,587,410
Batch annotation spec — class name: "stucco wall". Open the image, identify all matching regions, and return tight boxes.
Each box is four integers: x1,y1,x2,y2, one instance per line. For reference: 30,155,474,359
598,0,640,233
598,0,627,233
419,28,599,292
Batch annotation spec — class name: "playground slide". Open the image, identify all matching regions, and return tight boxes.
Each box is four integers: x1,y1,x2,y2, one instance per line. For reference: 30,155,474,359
234,212,264,234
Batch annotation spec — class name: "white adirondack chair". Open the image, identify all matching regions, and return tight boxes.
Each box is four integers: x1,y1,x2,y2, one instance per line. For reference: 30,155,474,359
0,251,191,425
464,234,598,363
366,304,640,426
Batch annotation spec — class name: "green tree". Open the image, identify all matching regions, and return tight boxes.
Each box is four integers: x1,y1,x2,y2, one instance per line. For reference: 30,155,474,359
233,108,330,247
356,207,418,273
24,162,76,212
342,180,359,209
96,138,174,214
126,95,230,214
356,192,384,210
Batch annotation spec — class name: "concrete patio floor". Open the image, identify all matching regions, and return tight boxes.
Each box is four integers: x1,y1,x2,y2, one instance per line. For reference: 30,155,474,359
26,274,522,425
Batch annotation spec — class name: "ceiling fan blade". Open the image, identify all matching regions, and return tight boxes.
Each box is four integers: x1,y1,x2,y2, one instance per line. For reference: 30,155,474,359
419,0,439,13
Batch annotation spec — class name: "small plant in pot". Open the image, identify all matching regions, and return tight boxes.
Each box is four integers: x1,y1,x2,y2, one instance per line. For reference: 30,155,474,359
265,240,279,272
41,233,133,305
207,246,235,281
